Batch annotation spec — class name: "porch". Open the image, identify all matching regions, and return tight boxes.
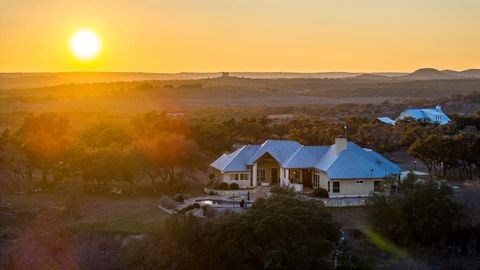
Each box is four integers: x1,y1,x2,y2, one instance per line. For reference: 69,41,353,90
252,164,312,191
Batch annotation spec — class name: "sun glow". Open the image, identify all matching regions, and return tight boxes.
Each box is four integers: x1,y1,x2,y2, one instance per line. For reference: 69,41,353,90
70,29,101,61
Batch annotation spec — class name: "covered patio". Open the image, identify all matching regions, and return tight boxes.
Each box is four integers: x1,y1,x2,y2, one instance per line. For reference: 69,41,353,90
251,153,314,192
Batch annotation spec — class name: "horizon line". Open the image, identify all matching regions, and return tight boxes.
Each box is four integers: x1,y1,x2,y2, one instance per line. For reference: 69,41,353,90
1,67,479,74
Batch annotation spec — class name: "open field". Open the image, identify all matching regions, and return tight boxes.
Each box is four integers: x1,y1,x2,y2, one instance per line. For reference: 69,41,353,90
1,77,479,113
2,175,377,236
1,76,478,135
5,185,168,234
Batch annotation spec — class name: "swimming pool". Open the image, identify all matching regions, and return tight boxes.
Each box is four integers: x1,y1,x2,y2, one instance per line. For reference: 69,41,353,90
194,199,252,207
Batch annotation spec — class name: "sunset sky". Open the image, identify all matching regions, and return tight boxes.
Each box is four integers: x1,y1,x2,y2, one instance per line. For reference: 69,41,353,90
1,0,479,72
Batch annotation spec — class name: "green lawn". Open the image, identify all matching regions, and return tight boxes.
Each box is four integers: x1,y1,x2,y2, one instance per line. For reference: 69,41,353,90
6,180,176,234
6,178,372,233
71,219,165,234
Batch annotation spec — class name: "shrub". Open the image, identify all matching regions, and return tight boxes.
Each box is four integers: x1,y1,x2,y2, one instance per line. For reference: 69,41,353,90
400,171,417,191
228,183,239,190
214,182,229,190
313,188,329,198
270,186,297,196
121,234,195,270
366,180,465,246
159,196,178,210
194,195,339,268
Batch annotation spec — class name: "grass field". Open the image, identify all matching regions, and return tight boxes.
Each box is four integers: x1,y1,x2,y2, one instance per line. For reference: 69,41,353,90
5,178,371,234
5,180,173,234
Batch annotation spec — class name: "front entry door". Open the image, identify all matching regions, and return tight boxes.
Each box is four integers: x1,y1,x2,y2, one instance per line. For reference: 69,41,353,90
302,169,313,188
271,168,279,184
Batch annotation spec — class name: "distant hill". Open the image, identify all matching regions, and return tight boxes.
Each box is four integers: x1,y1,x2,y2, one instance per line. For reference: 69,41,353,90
229,72,361,79
0,72,217,89
443,69,480,79
0,68,478,89
353,74,390,80
399,68,457,80
0,72,368,89
461,69,480,78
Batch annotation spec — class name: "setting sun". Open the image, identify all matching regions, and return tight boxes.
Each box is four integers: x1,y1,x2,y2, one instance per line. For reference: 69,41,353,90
70,29,101,61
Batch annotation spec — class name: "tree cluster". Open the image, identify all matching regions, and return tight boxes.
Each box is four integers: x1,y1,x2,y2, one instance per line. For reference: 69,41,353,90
123,194,341,270
366,175,479,255
0,111,204,197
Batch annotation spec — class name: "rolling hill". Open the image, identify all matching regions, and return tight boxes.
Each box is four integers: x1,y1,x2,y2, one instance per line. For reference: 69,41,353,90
0,68,479,89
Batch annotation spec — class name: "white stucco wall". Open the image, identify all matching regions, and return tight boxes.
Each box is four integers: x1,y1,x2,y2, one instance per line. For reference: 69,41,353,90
329,179,383,198
218,169,386,195
318,170,329,190
221,172,252,188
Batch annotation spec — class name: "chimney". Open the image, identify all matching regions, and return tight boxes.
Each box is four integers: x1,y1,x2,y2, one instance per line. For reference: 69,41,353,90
335,138,348,154
435,105,442,111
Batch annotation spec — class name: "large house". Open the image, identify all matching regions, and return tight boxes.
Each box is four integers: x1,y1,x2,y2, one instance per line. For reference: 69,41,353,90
377,105,451,126
210,138,400,198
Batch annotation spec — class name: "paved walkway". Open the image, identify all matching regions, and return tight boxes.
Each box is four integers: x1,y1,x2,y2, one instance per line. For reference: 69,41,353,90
306,196,367,207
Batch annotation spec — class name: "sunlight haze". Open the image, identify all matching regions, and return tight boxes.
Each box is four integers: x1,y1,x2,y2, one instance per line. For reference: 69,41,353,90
0,0,479,72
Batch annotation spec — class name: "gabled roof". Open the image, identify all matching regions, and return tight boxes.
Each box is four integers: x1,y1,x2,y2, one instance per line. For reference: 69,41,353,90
210,139,401,179
246,140,302,166
376,117,396,125
210,145,260,172
315,142,401,179
397,107,451,125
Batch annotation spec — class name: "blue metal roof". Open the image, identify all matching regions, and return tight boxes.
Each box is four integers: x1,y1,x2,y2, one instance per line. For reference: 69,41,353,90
246,140,302,166
316,142,401,179
283,146,330,168
376,117,396,125
210,145,260,172
397,107,451,125
211,139,401,179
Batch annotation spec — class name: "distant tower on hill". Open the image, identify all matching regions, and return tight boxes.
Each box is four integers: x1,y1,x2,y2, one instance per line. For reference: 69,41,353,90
221,72,229,78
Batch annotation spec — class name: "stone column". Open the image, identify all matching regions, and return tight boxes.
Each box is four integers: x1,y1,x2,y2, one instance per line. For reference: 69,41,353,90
252,163,258,187
285,169,289,186
280,167,284,187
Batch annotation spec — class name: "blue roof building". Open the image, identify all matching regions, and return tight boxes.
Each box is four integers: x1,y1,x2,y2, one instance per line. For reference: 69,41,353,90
376,116,396,126
211,138,400,197
377,105,451,126
397,105,451,125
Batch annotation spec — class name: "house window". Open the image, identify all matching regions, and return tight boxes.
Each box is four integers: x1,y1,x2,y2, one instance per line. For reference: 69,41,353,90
231,173,249,181
332,181,340,193
312,172,320,188
374,181,382,192
356,180,364,184
327,181,330,192
258,169,266,181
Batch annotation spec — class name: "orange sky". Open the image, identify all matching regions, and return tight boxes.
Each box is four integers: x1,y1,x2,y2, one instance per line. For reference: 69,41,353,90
1,0,479,72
